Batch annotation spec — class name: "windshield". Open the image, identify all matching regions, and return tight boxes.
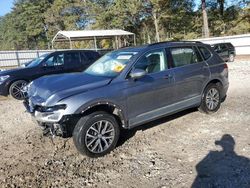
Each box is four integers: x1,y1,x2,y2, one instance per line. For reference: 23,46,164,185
85,51,138,77
26,54,48,68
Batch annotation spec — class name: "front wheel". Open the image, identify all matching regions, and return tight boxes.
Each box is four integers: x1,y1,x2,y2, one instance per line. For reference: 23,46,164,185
198,83,221,114
9,80,28,100
73,111,120,158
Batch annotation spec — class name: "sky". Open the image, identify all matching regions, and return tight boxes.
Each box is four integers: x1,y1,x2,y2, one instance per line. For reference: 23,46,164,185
0,0,14,17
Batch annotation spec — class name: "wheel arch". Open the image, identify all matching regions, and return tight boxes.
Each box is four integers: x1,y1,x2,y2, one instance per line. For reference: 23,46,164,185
75,101,128,129
202,78,223,97
8,78,29,94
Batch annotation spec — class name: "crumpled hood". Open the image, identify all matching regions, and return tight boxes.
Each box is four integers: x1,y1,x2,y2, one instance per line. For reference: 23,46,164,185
28,73,112,106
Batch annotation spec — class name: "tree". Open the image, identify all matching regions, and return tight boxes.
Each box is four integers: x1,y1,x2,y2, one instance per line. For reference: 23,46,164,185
0,0,249,50
202,0,210,37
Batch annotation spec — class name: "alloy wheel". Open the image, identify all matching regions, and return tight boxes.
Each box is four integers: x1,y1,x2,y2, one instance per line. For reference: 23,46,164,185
11,81,27,100
85,120,115,154
205,88,220,111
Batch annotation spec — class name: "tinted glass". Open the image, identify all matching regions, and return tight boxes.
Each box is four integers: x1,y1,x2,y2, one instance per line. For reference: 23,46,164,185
170,47,202,67
64,52,80,65
220,44,227,50
85,51,99,62
27,54,48,67
226,43,234,48
134,50,167,74
44,53,64,66
198,46,212,60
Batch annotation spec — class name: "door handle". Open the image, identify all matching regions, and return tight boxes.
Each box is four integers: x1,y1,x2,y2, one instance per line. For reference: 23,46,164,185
163,74,173,79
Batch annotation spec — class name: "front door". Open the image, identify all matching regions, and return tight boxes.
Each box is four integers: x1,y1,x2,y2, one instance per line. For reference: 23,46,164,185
37,52,66,79
125,49,175,126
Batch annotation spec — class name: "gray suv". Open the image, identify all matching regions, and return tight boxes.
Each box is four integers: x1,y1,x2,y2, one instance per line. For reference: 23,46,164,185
24,41,229,157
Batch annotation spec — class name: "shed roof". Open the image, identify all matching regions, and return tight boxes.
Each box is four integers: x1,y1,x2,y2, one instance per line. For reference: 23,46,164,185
53,29,135,41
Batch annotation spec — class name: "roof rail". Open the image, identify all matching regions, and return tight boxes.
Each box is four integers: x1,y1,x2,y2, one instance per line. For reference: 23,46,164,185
148,40,203,46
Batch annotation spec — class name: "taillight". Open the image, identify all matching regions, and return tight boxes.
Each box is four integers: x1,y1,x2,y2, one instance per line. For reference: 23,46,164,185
224,63,228,69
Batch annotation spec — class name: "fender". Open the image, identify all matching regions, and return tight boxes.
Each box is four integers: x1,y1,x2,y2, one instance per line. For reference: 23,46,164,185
74,100,128,128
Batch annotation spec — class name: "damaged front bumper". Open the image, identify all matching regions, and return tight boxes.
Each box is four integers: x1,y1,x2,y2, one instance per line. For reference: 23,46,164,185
23,100,66,123
23,100,77,138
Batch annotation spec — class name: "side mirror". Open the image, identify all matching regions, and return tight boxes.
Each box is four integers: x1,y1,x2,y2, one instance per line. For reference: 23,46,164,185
129,69,146,80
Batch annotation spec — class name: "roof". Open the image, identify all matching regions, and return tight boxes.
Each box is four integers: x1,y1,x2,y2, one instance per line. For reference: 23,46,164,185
53,29,135,41
112,41,208,53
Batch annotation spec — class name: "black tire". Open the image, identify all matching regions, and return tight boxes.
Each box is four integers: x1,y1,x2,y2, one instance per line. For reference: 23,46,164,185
9,80,28,100
229,54,234,62
73,111,120,158
198,83,221,114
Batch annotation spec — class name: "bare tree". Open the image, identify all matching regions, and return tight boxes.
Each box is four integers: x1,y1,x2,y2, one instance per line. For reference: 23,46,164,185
202,0,210,38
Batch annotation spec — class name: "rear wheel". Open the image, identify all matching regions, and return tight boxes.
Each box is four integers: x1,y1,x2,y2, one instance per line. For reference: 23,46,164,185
199,83,221,114
9,80,28,100
73,111,120,158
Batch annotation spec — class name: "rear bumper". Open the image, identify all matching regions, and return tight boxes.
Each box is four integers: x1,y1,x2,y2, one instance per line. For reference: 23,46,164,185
222,83,229,99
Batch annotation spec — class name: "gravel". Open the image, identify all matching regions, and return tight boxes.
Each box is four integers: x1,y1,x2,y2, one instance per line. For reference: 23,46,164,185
0,60,250,188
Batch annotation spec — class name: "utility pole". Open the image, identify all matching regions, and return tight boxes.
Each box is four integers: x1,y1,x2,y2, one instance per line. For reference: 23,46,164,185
202,0,210,38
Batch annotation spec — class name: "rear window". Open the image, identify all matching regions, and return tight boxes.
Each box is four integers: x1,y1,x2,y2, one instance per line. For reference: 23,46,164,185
198,46,212,60
226,43,234,48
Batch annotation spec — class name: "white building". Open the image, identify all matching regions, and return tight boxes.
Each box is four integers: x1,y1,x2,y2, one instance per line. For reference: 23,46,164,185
195,34,250,55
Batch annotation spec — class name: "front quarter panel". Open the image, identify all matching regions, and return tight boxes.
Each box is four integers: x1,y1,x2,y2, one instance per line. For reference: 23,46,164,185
58,80,128,118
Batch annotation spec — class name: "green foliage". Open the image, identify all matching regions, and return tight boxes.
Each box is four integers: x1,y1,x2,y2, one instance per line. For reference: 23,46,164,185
0,0,249,50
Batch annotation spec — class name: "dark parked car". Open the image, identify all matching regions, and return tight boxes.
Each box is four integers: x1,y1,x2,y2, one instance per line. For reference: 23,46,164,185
0,50,100,100
24,41,229,157
211,42,236,62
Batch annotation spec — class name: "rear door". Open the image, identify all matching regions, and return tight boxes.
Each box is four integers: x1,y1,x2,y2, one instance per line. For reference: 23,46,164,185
81,51,100,70
169,45,210,104
64,51,82,72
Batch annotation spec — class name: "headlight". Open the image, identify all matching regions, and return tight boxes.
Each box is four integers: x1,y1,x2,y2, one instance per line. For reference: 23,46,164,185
37,104,67,112
0,75,10,84
34,104,67,123
34,110,65,123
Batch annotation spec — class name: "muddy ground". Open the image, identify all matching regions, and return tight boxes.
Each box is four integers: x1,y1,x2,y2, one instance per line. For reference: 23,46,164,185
0,59,250,188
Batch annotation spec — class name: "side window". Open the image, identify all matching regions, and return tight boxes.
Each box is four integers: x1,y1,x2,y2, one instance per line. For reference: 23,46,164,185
85,51,99,62
64,52,80,66
220,44,227,50
214,45,220,51
44,53,64,67
170,47,202,68
198,46,212,60
134,50,167,74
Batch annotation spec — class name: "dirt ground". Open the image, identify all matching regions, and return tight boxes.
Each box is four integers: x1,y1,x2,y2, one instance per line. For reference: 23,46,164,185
0,59,250,188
